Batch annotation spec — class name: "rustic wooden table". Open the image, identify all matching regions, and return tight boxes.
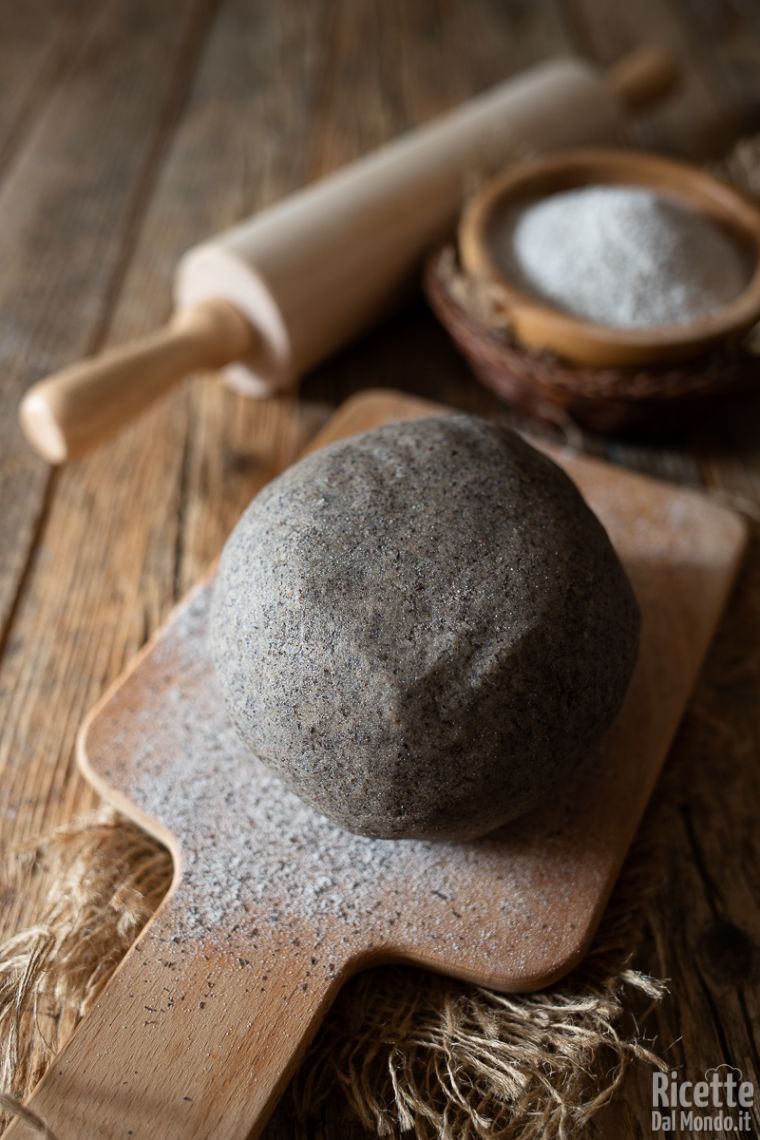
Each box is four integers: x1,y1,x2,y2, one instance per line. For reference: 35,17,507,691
1,2,759,1137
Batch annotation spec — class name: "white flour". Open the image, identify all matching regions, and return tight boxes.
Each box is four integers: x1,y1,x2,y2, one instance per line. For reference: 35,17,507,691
494,184,749,329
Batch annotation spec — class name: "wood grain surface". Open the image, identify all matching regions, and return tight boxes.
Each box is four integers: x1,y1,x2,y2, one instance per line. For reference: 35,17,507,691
2,2,760,1137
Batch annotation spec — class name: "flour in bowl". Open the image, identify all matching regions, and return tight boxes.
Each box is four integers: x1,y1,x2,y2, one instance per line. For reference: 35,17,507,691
493,184,749,329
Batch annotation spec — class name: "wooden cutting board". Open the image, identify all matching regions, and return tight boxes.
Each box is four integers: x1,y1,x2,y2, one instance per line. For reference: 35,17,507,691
9,389,746,1140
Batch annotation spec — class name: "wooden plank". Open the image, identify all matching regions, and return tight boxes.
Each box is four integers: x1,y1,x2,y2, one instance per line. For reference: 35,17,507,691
0,0,98,670
0,0,220,665
0,0,96,179
0,0,225,930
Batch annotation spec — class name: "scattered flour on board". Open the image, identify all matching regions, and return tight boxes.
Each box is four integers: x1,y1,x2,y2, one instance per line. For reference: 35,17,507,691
493,184,750,330
94,452,720,962
100,585,583,958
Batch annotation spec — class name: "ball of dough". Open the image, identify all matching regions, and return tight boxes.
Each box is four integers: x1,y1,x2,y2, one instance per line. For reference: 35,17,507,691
210,414,639,840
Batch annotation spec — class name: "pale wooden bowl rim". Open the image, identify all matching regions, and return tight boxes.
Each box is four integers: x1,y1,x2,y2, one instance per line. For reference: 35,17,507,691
459,147,760,368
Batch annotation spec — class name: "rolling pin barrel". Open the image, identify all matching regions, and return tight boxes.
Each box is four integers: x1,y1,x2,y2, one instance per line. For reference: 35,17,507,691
18,46,678,464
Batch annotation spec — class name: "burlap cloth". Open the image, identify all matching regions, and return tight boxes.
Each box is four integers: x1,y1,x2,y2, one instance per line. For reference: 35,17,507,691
2,139,760,1140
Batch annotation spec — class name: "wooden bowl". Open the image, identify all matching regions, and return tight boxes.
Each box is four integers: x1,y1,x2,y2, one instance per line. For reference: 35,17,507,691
424,246,760,438
459,148,760,368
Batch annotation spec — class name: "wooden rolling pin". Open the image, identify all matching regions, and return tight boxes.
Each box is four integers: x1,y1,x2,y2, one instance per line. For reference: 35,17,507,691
19,47,677,463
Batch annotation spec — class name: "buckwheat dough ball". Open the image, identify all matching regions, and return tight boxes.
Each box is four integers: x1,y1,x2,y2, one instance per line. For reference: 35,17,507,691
210,414,639,841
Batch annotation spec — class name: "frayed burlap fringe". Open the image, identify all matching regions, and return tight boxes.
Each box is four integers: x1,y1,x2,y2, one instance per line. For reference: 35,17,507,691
0,803,668,1140
0,813,171,1136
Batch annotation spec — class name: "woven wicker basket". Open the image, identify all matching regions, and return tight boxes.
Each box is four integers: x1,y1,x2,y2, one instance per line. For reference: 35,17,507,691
424,246,760,436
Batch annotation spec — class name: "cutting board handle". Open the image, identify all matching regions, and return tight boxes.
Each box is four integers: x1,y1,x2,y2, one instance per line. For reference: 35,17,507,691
18,300,255,464
4,913,351,1140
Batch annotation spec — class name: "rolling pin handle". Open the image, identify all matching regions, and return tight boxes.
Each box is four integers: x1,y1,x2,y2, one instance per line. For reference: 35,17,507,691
606,45,680,111
18,299,255,464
